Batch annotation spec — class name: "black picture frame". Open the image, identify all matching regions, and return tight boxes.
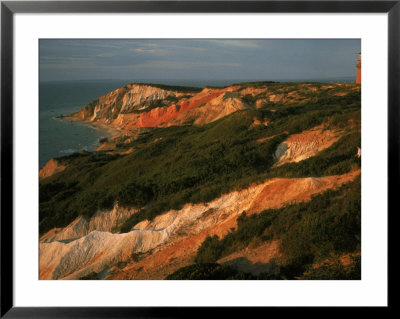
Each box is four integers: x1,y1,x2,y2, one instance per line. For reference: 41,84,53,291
1,0,397,317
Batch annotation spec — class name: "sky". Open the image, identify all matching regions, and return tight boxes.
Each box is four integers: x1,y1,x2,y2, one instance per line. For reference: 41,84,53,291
39,39,360,83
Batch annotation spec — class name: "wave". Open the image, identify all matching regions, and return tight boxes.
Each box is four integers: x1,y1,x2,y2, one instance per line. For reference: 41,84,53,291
59,148,78,155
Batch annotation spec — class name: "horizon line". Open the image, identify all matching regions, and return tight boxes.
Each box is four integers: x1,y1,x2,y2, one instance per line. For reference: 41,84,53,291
39,77,357,84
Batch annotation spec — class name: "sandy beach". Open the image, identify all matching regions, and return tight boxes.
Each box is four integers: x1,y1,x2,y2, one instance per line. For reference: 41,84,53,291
60,115,122,140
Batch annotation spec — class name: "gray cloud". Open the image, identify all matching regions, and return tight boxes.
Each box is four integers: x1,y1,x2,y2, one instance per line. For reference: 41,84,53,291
39,39,360,82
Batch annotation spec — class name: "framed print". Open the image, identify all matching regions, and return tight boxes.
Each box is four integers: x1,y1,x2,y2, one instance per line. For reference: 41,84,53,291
1,0,397,317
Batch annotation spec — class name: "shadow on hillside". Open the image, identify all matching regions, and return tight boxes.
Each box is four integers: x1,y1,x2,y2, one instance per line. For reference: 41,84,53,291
220,257,280,277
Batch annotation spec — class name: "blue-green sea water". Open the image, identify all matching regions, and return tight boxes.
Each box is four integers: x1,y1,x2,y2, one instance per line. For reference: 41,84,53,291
39,79,232,168
39,80,128,168
39,78,353,168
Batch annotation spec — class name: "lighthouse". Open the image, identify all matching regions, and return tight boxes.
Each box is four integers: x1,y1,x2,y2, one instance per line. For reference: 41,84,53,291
356,53,361,84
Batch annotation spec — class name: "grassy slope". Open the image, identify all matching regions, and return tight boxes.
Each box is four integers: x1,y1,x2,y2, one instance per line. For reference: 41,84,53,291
133,83,203,93
170,175,361,280
39,83,361,237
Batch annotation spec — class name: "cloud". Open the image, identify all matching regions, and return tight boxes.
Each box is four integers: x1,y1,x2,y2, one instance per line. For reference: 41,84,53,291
130,60,242,70
39,39,360,81
210,40,261,49
96,53,115,58
131,48,166,55
40,56,90,64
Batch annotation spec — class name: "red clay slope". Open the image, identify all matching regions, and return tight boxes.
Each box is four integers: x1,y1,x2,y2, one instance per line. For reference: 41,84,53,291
125,89,227,130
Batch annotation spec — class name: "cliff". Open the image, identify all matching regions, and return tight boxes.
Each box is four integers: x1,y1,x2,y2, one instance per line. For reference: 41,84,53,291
39,169,360,279
41,81,361,280
67,84,248,135
65,82,359,136
69,84,190,122
39,159,66,179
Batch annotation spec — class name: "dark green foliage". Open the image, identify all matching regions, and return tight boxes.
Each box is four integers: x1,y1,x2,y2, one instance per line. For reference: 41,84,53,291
119,213,144,233
275,178,361,260
302,255,361,280
204,85,232,89
117,182,155,208
241,94,257,106
39,181,69,202
259,92,360,136
195,236,225,264
134,83,202,93
278,255,314,279
164,95,180,103
194,209,280,264
41,81,362,280
79,272,99,280
165,263,257,280
147,99,164,109
192,176,361,279
266,132,361,179
39,82,361,237
273,175,361,259
39,110,273,234
234,81,277,88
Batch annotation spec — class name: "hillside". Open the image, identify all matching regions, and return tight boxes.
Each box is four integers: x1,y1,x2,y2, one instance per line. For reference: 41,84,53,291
62,82,359,135
40,81,361,280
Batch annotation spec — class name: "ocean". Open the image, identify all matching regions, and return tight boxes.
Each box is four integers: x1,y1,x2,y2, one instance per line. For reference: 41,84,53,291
39,78,354,168
39,80,128,168
39,79,235,168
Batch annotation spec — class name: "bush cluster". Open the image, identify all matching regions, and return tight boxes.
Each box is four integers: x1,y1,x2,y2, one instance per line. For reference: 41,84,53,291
190,176,361,279
39,83,361,238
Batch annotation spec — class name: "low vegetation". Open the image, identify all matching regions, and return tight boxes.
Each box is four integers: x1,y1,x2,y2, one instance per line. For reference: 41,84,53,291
165,263,257,280
39,82,361,243
172,175,361,279
134,83,203,93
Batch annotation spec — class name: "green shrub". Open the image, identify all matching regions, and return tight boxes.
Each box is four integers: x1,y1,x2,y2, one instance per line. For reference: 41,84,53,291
302,255,361,280
39,82,361,236
117,182,155,208
190,176,361,279
165,263,256,280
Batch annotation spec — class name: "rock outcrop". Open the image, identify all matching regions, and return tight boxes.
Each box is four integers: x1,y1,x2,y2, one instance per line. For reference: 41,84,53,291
40,229,170,280
66,84,249,135
69,84,189,123
39,169,360,280
39,159,66,179
40,204,137,243
217,241,282,276
167,91,248,126
112,86,246,132
64,82,359,138
273,126,343,166
40,81,361,280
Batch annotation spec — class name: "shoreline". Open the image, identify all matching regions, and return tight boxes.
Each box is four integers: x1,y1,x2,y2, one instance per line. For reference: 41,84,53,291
60,115,122,140
40,116,123,170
